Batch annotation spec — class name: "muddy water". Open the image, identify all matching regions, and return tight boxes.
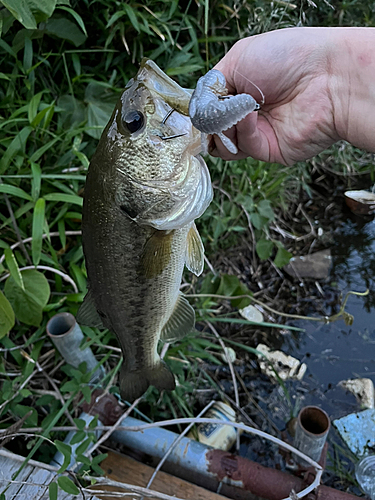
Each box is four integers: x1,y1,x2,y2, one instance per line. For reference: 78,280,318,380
282,216,375,419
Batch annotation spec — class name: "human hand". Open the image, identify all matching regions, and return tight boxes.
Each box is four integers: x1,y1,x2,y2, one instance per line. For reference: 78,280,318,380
210,27,375,165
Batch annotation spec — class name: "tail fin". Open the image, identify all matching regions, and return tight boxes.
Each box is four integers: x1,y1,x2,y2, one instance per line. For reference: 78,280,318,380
120,361,176,403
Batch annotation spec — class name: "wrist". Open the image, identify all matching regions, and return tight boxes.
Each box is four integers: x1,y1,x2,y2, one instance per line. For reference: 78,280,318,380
328,28,375,151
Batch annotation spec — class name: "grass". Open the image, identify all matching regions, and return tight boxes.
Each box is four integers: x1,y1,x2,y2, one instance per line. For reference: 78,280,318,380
0,0,374,496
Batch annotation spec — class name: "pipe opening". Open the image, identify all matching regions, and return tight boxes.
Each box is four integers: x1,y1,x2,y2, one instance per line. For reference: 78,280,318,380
47,312,75,337
299,406,330,435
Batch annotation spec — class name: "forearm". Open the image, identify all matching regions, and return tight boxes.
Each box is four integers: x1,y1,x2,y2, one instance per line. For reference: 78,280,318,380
328,28,375,151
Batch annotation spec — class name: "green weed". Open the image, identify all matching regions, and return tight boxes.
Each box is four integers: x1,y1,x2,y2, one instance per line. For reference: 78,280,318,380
0,0,373,494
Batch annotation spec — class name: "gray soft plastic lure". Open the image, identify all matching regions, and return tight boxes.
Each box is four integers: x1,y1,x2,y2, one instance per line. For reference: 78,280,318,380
189,69,260,154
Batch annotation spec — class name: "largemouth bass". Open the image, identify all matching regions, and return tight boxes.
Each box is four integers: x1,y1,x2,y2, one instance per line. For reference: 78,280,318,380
78,60,213,402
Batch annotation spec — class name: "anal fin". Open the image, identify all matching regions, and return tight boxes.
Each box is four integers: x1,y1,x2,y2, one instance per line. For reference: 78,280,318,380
161,292,195,342
76,289,105,329
185,223,204,276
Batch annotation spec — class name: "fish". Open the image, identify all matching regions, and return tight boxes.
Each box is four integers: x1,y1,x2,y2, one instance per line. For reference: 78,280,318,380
77,59,213,403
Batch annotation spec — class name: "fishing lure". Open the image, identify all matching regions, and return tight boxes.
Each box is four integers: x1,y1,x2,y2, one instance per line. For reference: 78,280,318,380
189,69,260,154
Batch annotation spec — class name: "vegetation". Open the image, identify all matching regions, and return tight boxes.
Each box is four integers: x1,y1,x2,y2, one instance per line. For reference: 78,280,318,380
0,0,374,496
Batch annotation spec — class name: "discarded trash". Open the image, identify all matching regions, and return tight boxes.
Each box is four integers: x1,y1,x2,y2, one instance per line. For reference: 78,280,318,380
293,406,330,466
345,190,375,216
220,347,236,364
47,312,105,384
256,343,307,381
339,378,375,409
284,249,332,280
333,408,375,456
355,455,375,499
187,402,239,451
239,304,264,323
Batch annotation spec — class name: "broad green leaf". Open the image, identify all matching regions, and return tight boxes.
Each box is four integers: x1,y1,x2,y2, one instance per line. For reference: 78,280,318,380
4,269,50,326
274,246,292,268
0,183,33,200
57,5,87,35
257,200,275,221
250,212,267,230
123,4,140,32
217,274,240,297
32,198,45,266
73,418,86,431
231,282,252,309
1,0,57,28
43,193,83,206
12,405,37,426
57,476,79,495
256,239,274,260
81,384,91,403
45,17,86,46
4,248,24,290
49,482,58,500
0,290,15,338
54,440,72,473
84,81,118,139
70,430,86,446
57,95,85,128
76,437,91,455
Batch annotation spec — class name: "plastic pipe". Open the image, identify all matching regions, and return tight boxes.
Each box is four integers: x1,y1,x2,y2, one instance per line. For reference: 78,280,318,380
50,411,102,470
46,312,105,384
107,414,359,500
293,406,330,466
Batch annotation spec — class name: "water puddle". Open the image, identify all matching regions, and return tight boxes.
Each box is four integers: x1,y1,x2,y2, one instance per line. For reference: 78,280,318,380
283,216,375,417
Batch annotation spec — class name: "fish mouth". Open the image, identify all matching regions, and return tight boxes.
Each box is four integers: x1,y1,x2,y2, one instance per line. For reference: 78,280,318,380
137,59,192,117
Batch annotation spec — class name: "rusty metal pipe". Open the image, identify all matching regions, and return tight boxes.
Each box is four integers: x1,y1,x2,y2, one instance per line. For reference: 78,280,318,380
205,449,359,500
293,406,331,466
84,393,360,500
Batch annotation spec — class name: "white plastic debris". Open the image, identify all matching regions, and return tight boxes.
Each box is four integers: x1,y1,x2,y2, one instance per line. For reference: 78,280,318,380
334,409,375,456
220,347,236,364
256,343,307,381
339,378,375,409
239,305,264,323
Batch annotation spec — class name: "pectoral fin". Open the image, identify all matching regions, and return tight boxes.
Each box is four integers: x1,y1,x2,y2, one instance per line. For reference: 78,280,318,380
185,223,204,276
76,289,104,329
139,230,174,279
161,292,195,342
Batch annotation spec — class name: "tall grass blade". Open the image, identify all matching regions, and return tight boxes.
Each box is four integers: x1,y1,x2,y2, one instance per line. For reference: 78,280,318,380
4,248,24,290
32,198,45,266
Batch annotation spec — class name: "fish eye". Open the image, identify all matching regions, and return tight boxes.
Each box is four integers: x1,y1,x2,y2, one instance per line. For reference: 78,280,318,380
123,110,144,133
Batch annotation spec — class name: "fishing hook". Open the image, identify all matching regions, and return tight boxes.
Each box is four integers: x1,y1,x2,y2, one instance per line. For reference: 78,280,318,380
161,108,175,124
159,133,187,141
